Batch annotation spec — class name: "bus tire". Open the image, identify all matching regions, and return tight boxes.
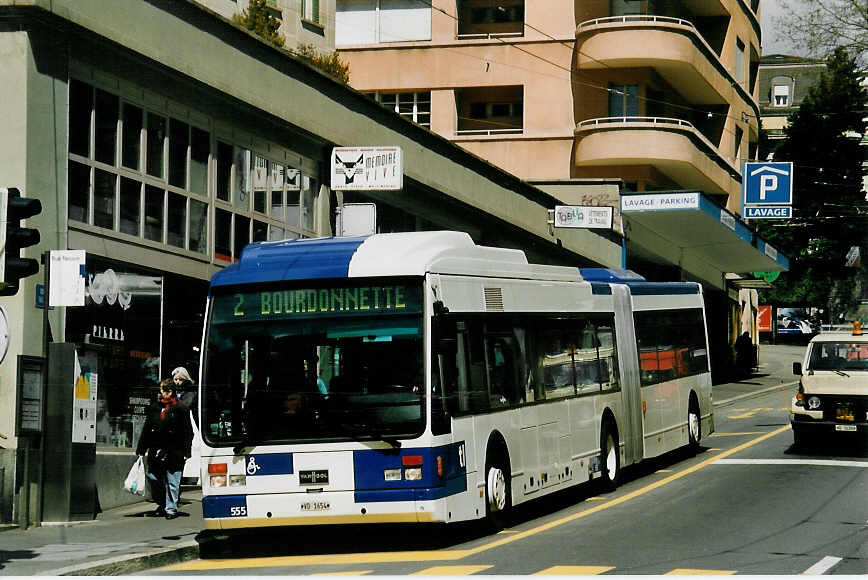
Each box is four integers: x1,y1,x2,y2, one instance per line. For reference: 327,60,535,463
687,395,701,454
599,419,620,491
484,448,511,531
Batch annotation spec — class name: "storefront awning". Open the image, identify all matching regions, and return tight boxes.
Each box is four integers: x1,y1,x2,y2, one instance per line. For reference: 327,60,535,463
621,191,790,276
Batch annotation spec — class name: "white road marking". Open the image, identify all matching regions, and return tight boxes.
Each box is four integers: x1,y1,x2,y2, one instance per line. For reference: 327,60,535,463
802,556,842,575
715,459,868,467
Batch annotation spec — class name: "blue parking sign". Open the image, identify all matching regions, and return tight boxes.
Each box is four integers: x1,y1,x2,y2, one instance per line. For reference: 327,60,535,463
744,162,793,205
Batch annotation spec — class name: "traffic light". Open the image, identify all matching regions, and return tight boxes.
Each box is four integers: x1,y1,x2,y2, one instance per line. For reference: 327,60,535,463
1,187,42,296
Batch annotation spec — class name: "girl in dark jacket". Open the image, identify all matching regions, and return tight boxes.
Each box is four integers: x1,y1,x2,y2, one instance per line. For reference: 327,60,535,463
136,378,193,519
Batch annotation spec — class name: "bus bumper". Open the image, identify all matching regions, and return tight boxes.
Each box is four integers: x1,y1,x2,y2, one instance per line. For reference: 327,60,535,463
202,491,446,529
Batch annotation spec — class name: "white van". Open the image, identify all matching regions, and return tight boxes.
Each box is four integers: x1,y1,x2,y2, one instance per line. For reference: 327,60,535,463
790,323,867,446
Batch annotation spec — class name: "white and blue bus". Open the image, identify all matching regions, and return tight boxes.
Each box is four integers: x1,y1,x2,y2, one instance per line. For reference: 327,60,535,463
198,231,713,530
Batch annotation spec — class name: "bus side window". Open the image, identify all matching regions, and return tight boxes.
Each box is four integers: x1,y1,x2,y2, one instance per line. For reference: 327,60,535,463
596,322,619,392
463,319,490,412
484,334,521,407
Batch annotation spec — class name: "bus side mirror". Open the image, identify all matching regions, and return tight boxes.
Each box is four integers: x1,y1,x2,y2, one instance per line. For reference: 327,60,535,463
793,362,802,376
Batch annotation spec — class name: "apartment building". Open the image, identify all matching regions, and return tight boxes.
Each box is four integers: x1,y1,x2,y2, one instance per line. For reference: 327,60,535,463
757,54,826,155
336,0,784,381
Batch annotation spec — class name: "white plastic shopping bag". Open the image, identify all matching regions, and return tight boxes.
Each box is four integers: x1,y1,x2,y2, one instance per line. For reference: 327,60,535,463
124,456,146,496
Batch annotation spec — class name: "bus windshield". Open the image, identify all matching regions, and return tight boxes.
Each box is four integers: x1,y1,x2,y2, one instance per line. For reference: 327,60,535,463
201,281,425,447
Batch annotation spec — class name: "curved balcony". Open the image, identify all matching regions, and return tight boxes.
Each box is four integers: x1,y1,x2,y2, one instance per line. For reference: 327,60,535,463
576,16,759,121
574,117,741,198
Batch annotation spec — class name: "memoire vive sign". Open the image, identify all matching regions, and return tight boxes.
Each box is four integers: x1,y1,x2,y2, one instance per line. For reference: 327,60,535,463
212,284,422,323
331,146,403,191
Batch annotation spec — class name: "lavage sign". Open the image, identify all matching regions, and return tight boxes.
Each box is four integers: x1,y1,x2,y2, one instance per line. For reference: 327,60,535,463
621,192,699,212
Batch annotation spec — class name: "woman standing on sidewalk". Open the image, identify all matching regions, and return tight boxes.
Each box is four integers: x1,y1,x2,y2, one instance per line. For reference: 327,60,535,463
136,378,194,520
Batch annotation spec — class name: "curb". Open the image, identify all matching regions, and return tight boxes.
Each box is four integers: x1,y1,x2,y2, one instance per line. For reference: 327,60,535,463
38,540,199,576
714,381,796,407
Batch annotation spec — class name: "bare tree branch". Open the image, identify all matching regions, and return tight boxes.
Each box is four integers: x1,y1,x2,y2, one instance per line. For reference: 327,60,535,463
774,0,868,65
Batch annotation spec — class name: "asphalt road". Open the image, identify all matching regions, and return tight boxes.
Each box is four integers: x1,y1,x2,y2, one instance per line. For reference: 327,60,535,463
145,345,866,576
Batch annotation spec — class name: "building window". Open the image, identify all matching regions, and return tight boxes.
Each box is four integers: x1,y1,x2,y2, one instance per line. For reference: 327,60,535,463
336,0,431,45
457,0,524,37
371,91,431,128
772,84,790,107
735,38,745,83
67,77,320,264
734,125,743,162
302,0,320,24
457,86,523,135
609,84,638,117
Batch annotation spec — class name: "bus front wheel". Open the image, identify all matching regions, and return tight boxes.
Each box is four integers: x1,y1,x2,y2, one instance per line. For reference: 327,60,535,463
485,454,510,530
599,420,620,491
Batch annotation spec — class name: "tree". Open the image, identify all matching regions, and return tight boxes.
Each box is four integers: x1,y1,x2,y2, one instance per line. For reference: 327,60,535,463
233,0,285,48
295,44,351,85
774,1,868,66
756,48,867,321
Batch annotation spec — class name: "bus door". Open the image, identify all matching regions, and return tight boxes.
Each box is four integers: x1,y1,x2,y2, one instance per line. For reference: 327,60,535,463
612,284,643,465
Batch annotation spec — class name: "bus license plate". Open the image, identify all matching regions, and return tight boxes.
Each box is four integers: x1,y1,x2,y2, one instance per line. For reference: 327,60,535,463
835,424,857,432
300,501,330,511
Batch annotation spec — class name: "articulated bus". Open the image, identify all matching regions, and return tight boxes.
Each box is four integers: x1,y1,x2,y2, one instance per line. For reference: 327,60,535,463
198,231,713,530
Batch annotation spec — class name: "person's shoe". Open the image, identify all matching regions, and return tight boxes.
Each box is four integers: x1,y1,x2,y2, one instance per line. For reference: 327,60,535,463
146,508,166,518
165,512,179,520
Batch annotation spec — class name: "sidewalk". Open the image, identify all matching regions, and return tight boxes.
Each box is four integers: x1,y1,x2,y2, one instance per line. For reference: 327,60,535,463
0,490,202,576
0,376,795,576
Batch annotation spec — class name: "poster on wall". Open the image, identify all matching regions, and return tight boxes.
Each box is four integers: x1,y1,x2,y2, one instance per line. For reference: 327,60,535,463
758,305,772,333
776,307,819,335
72,350,98,443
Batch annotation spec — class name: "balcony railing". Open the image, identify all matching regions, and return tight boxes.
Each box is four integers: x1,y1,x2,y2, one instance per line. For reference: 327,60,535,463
578,15,693,29
576,16,759,121
576,116,740,176
578,116,694,129
455,128,523,136
455,32,524,40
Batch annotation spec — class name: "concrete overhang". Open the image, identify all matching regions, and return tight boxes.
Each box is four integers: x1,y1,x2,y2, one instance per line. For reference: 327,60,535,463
621,191,789,284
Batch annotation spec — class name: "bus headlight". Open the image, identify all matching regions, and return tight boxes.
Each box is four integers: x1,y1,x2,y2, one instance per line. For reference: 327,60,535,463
807,396,821,410
210,475,227,487
384,468,402,481
229,475,246,487
404,467,422,481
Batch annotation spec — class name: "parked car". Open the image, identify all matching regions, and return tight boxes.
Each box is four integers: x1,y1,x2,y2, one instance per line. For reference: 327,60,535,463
790,322,867,447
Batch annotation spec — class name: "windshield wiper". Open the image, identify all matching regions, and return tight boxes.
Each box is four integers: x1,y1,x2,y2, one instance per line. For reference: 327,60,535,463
339,422,401,448
834,369,850,377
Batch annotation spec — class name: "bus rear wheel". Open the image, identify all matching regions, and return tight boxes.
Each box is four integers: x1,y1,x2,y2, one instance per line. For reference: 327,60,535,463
599,420,620,491
688,398,701,454
485,455,510,530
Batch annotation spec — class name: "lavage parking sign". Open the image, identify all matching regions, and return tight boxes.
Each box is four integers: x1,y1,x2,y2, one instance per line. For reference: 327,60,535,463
743,162,793,219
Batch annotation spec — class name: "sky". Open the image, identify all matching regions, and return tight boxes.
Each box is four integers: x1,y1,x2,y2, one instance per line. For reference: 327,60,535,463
760,1,808,56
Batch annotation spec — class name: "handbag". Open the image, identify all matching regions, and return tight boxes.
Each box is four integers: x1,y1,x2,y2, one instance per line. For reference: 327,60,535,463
123,456,146,496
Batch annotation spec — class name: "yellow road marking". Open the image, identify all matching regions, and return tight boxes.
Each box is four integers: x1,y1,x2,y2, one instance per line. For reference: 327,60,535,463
665,569,736,575
311,571,373,576
728,408,773,419
709,432,763,436
655,469,672,473
411,565,492,575
164,426,790,572
534,565,615,575
586,496,607,501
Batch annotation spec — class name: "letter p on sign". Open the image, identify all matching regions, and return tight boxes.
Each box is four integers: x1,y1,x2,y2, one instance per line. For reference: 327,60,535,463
759,175,777,200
